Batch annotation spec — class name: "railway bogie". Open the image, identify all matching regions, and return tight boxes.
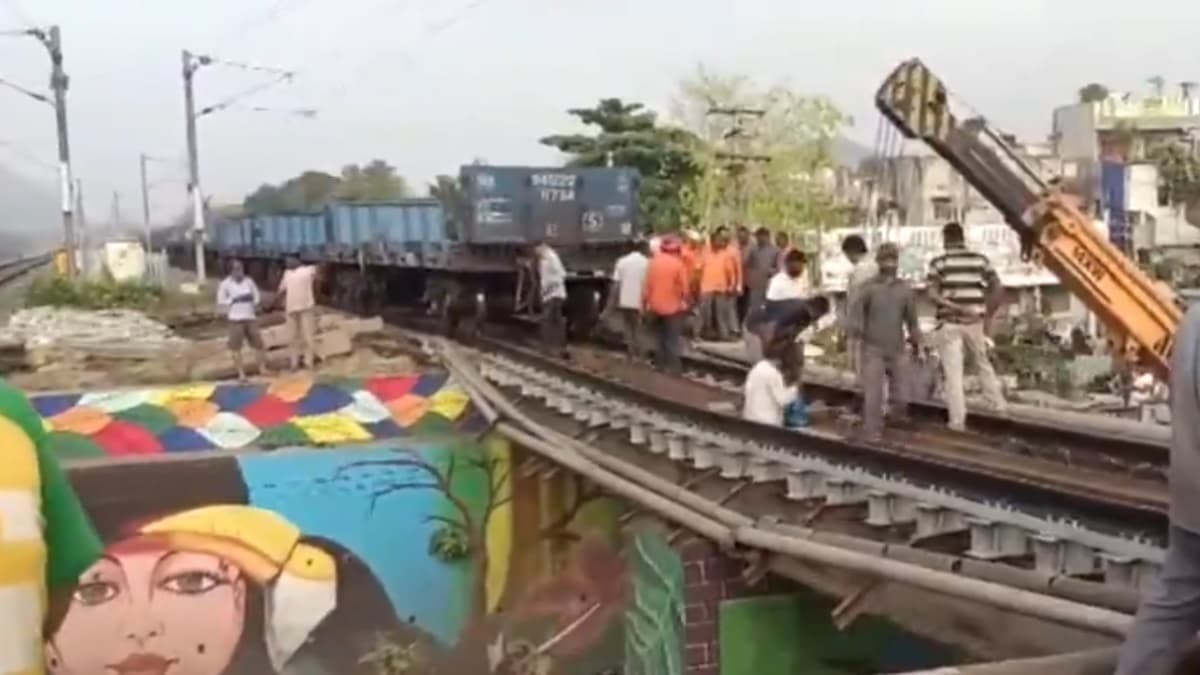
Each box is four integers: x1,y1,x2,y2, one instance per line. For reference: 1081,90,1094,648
170,164,639,338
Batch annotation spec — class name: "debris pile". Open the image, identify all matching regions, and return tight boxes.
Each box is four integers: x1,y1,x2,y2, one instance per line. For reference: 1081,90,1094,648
1,306,397,391
0,307,185,352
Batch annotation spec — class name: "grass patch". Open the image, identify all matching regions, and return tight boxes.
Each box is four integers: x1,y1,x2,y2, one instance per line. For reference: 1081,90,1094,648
26,275,165,311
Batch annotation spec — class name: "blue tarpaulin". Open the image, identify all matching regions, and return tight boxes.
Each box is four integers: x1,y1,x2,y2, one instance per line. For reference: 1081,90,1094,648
1101,161,1129,249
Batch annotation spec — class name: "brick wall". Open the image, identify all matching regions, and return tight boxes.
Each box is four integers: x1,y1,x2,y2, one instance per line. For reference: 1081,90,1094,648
680,538,794,674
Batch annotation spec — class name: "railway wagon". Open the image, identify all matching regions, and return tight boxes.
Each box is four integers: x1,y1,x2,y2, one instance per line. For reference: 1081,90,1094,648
198,164,641,335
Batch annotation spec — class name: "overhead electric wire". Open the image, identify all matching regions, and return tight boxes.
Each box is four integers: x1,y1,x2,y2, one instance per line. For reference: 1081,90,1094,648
202,0,315,52
0,0,34,28
197,71,293,117
0,73,48,104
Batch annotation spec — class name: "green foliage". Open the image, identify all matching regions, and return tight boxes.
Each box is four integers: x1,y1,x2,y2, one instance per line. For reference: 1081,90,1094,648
243,159,411,215
26,276,164,310
428,524,472,562
541,98,705,231
1078,82,1110,103
672,64,851,233
623,529,684,675
358,634,424,675
1149,141,1200,205
428,175,464,235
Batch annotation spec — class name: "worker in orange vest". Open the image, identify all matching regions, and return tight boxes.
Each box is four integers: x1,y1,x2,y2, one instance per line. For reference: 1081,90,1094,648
643,236,691,374
698,226,741,341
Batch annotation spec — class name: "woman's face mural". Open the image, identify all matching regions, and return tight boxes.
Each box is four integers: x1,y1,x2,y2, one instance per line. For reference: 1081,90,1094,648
47,538,247,675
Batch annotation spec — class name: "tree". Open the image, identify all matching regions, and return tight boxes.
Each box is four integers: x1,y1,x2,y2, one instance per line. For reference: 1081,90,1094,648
540,98,705,230
670,63,851,234
1078,82,1110,103
337,160,410,202
242,162,411,214
243,170,341,215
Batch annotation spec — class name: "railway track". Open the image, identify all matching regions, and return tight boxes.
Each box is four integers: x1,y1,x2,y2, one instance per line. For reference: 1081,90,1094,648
378,310,1169,592
0,253,51,286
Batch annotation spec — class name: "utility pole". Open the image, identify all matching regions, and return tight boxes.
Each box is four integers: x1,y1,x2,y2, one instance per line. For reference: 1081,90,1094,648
75,178,86,275
109,191,122,233
25,26,77,278
139,153,151,252
706,107,769,227
182,50,207,282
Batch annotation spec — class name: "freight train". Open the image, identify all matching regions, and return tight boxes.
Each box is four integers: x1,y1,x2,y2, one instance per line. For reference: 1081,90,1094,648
168,164,642,335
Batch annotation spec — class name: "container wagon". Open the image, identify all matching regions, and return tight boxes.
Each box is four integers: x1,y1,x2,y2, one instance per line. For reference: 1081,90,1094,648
195,164,642,336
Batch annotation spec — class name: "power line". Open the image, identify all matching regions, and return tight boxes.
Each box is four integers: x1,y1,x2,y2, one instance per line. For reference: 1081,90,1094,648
197,71,294,117
1,0,34,28
0,137,55,172
0,73,49,104
202,0,316,52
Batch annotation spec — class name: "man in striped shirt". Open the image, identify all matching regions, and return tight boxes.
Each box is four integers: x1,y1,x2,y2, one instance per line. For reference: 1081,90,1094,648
926,222,1007,430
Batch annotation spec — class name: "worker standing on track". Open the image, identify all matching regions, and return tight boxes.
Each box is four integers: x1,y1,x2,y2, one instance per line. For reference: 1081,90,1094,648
608,239,650,360
681,230,703,336
926,222,1007,430
217,259,269,381
736,225,755,325
277,255,319,372
698,226,740,342
848,243,921,441
1115,304,1200,675
744,227,780,326
643,235,690,374
535,239,569,359
841,234,878,377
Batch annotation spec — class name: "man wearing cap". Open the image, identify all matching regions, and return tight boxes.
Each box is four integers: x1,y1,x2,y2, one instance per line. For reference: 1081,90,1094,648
643,236,691,374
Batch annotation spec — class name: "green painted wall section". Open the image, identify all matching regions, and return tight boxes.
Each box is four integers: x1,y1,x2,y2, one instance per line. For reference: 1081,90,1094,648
624,528,685,675
719,588,961,675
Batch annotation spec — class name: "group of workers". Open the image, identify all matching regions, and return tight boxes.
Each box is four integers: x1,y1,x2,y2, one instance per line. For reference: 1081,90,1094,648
740,221,1009,438
215,255,321,380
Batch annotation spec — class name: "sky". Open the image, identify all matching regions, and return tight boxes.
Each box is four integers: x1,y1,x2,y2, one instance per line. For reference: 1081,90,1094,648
1,0,1198,226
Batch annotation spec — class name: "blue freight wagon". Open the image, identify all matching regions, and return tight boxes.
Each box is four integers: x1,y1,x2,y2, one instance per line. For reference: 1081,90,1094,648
325,200,446,265
457,165,640,246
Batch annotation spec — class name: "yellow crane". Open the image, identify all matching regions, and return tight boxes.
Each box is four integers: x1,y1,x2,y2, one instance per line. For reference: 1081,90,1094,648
875,59,1182,379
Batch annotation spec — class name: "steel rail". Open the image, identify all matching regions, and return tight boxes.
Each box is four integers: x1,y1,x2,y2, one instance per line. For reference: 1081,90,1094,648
474,334,1167,541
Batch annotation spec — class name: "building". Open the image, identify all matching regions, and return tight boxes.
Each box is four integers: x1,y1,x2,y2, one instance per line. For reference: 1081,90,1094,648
1052,83,1200,252
861,140,1067,229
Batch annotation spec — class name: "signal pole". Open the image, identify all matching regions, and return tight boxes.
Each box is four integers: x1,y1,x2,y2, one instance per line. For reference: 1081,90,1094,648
26,26,77,278
139,153,151,251
182,50,207,282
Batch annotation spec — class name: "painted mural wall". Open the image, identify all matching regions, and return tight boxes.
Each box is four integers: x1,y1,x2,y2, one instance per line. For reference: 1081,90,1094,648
52,436,685,675
30,373,481,458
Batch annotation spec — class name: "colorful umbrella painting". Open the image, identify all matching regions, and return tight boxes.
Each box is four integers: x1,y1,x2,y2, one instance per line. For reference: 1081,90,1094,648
30,372,483,459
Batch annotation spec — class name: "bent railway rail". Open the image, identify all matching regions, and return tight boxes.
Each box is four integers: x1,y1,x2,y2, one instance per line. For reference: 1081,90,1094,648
435,338,1140,645
422,328,1167,589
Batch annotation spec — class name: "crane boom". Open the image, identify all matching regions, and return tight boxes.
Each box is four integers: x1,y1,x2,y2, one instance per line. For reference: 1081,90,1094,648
875,59,1182,379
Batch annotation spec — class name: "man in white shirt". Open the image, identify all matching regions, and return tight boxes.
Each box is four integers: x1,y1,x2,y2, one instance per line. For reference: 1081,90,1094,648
743,335,800,426
276,255,319,371
608,240,650,360
217,259,268,380
765,249,810,301
536,240,569,358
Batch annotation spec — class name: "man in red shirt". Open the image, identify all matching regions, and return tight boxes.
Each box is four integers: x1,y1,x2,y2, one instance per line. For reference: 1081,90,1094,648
643,235,691,374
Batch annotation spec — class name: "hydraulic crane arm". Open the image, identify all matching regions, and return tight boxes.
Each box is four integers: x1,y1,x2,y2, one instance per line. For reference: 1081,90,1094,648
875,59,1183,379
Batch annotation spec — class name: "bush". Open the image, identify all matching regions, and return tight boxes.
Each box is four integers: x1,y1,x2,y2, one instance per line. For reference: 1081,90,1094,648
26,275,165,311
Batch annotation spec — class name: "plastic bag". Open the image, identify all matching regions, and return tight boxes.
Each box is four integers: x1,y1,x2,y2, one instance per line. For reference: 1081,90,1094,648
784,397,809,428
